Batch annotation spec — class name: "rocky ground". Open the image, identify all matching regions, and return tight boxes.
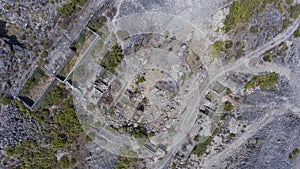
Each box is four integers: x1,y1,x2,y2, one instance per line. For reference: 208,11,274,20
0,0,300,169
0,105,39,149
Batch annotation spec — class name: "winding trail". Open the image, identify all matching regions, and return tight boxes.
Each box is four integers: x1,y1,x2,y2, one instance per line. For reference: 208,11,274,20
209,17,300,85
155,16,300,169
202,17,300,168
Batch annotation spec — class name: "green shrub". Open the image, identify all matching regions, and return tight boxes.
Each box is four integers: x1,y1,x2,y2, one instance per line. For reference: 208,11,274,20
224,40,233,49
114,148,138,169
40,50,48,58
85,134,94,142
226,88,232,95
290,4,300,18
192,136,213,157
57,0,87,18
244,72,279,90
57,3,76,18
41,84,67,109
87,103,95,111
224,101,234,112
224,0,280,32
71,0,87,6
22,67,47,95
52,136,69,149
224,1,259,32
6,84,84,169
59,155,70,169
237,115,243,120
250,26,259,33
101,44,123,72
13,100,29,113
54,107,82,137
194,135,201,142
59,156,76,169
0,94,10,105
114,156,138,169
136,76,146,84
286,0,293,4
294,27,300,37
5,140,58,169
263,55,272,62
141,97,149,105
213,41,224,53
289,148,299,159
88,16,107,32
282,19,290,30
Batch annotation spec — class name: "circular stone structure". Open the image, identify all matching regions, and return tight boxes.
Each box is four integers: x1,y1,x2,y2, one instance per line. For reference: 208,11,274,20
71,7,212,158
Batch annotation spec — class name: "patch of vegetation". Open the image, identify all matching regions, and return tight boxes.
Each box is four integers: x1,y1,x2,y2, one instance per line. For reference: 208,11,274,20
114,147,139,169
6,84,84,169
194,135,201,142
54,106,82,137
286,0,293,5
224,101,234,112
262,42,288,62
140,97,149,105
224,1,260,32
263,55,272,62
5,139,58,169
52,136,69,150
237,115,243,120
212,40,233,57
289,148,299,160
244,72,279,90
57,0,87,18
0,94,11,105
57,3,75,18
59,155,69,169
73,29,93,52
85,134,94,142
290,4,300,18
101,44,123,73
192,136,213,157
192,127,219,157
117,30,130,40
58,55,77,81
224,40,233,49
250,26,259,33
86,103,95,111
212,127,220,136
212,40,225,55
88,16,107,32
37,57,49,67
60,28,93,80
224,0,281,32
136,75,146,85
226,88,232,95
40,84,67,109
22,67,47,96
294,27,300,37
59,155,76,169
40,50,48,58
120,124,149,140
114,156,138,169
13,100,30,114
282,19,290,30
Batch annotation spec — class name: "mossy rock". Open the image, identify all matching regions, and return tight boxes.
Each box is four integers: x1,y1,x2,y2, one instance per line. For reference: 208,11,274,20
117,30,130,40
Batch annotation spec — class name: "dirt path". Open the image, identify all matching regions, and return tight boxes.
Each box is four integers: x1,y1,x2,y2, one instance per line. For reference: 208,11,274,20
151,15,300,169
202,17,300,168
209,17,300,85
